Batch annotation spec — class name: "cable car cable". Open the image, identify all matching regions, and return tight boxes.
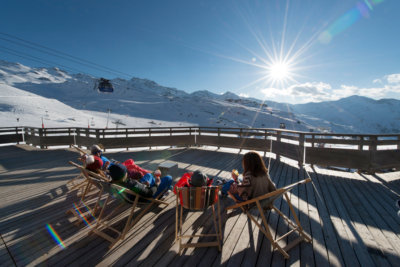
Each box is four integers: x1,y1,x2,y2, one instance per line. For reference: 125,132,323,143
0,45,85,74
0,32,132,79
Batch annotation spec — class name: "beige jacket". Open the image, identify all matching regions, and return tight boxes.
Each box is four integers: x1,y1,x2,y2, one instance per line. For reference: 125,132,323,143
237,171,276,201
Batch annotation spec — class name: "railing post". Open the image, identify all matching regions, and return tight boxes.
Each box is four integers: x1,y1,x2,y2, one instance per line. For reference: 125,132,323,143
21,127,25,144
276,131,281,162
239,128,243,152
197,127,200,147
358,136,363,150
299,133,305,167
311,134,315,148
85,128,90,150
68,128,72,148
369,136,377,151
27,127,32,146
15,127,19,144
397,135,400,150
149,128,152,150
126,129,129,151
170,127,173,148
73,128,76,146
76,128,80,148
369,135,377,174
39,128,44,149
31,128,35,146
218,128,220,149
264,130,267,157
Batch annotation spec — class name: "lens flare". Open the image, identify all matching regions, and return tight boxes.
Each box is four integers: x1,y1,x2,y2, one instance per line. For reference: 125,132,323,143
319,0,385,44
46,224,66,249
118,187,126,194
72,203,95,227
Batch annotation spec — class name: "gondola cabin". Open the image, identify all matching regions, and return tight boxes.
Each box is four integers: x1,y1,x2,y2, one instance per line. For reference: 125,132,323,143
96,78,114,93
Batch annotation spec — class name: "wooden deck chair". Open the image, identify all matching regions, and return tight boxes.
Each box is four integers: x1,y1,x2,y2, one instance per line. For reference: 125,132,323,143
175,186,222,254
66,170,87,191
88,178,169,248
66,145,90,192
67,161,110,226
226,178,312,259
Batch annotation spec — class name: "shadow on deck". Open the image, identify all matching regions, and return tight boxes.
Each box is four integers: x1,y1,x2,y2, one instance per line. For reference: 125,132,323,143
0,145,399,266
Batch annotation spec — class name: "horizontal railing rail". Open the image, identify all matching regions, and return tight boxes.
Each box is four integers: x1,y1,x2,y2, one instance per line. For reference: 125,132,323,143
1,126,399,172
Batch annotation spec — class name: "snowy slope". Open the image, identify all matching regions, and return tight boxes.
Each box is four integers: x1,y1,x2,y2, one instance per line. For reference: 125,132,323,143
1,60,399,133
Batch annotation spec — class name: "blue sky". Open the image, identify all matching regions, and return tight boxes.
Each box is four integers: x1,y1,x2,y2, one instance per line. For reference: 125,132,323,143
1,0,399,104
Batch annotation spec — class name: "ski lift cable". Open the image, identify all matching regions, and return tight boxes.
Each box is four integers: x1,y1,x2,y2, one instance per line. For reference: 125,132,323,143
0,32,132,79
0,45,85,74
0,44,124,93
0,46,97,116
0,45,117,105
0,36,128,79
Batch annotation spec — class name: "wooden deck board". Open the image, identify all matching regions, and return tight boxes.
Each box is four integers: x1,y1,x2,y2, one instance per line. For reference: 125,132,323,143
312,169,358,267
341,173,400,266
0,145,399,266
0,235,16,267
323,173,376,266
296,168,315,267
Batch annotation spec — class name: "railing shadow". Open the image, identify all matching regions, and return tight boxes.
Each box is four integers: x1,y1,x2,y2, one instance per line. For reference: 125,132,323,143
2,146,400,266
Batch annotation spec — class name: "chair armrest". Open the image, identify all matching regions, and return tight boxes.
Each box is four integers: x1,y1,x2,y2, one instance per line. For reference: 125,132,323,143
226,178,311,210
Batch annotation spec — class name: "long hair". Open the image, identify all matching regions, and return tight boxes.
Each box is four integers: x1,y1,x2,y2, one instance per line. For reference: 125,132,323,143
242,151,268,177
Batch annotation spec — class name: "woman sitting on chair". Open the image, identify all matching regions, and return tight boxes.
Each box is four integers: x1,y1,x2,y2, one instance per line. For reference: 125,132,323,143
230,151,276,202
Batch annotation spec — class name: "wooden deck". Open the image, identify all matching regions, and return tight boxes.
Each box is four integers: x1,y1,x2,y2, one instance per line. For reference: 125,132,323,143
0,145,399,267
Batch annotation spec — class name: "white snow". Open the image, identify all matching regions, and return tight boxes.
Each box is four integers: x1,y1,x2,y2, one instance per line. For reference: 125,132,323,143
0,60,399,134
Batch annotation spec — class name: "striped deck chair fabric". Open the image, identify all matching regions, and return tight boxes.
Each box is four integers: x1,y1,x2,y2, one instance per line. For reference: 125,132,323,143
175,186,222,254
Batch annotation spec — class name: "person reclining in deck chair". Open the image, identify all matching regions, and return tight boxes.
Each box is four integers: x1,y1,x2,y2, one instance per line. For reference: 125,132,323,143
173,170,213,204
90,144,156,180
122,158,152,178
109,164,172,200
228,151,276,205
90,144,119,171
173,170,213,193
80,154,108,178
128,169,172,198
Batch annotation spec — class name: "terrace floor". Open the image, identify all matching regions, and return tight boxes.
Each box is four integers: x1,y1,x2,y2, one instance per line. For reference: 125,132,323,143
0,145,400,267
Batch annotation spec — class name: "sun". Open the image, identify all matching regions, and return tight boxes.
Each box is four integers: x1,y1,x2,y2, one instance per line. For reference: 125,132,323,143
268,61,291,81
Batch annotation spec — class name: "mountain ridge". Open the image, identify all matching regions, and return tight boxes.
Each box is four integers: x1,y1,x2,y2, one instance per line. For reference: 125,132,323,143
1,60,400,133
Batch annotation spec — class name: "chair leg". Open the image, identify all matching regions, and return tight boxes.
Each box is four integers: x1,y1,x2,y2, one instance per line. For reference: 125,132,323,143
217,197,222,240
179,205,183,255
90,195,110,235
284,193,312,243
80,182,92,201
256,200,290,259
175,195,179,241
212,205,221,251
120,195,139,240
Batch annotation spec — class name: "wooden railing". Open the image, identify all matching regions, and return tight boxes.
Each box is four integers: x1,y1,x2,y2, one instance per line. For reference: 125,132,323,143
1,126,399,172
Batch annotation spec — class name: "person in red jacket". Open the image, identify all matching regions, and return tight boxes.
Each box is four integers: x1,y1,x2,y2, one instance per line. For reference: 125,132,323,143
122,159,151,177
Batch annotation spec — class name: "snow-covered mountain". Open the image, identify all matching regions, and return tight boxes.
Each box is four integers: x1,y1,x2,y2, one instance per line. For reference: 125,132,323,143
1,60,399,134
291,95,400,133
